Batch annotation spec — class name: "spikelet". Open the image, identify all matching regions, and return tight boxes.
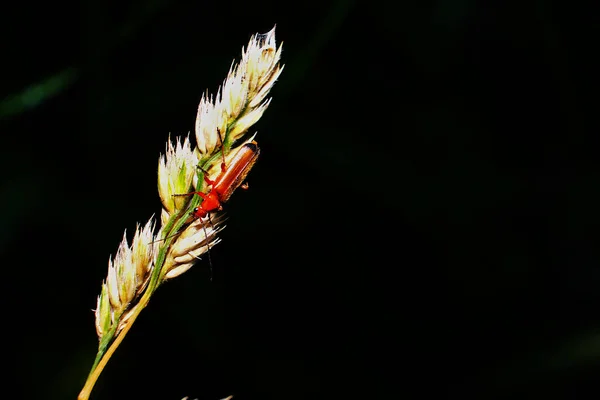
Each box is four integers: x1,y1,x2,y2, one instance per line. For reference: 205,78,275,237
158,135,199,218
94,219,157,339
194,27,283,162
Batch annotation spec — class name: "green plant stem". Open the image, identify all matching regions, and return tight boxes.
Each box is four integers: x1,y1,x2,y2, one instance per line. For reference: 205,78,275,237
78,292,150,400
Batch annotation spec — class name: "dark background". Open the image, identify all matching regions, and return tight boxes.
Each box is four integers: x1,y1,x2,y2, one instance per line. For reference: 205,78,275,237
1,1,599,399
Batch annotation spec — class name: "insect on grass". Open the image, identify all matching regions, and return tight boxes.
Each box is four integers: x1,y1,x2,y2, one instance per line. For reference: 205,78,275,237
79,27,282,400
189,140,260,219
172,139,260,276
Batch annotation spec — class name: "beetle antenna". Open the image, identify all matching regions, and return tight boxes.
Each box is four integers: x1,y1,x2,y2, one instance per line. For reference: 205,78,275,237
217,127,227,173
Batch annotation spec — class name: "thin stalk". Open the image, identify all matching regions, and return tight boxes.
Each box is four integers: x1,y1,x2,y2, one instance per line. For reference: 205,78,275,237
78,293,149,400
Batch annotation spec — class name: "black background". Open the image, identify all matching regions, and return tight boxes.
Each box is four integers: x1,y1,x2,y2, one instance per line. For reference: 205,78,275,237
1,1,599,399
